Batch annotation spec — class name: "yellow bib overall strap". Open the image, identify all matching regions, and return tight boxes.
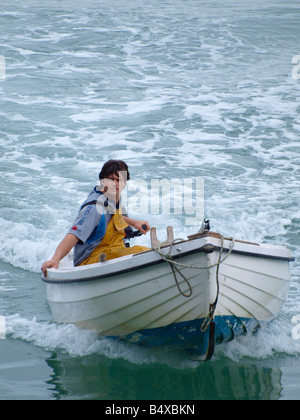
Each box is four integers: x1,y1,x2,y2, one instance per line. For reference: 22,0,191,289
80,210,149,266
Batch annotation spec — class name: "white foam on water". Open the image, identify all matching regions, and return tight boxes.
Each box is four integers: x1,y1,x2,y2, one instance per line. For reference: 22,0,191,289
5,314,197,369
216,316,300,362
5,310,300,367
0,225,55,273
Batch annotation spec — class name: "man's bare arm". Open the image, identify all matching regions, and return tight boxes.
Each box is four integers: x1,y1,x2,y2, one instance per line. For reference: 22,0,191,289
41,234,79,277
123,216,150,234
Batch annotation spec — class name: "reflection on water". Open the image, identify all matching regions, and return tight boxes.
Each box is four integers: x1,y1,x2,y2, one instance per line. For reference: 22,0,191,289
45,352,282,400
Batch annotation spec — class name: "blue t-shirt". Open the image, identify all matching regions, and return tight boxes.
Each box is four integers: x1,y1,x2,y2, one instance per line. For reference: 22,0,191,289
68,186,126,266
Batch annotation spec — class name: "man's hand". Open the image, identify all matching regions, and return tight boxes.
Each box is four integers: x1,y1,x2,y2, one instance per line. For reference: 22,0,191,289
41,258,59,277
123,217,150,234
133,221,150,234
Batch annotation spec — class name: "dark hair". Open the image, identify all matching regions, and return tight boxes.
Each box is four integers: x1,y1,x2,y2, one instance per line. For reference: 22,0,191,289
99,160,130,181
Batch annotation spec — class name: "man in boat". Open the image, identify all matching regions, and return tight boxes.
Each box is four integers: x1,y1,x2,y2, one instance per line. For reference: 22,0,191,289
41,160,150,276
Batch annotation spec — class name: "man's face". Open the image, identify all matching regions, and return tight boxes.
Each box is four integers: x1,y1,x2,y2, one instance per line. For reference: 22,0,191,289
101,171,127,201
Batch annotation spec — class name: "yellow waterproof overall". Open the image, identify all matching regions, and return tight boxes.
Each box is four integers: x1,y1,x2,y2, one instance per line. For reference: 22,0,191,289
80,210,149,266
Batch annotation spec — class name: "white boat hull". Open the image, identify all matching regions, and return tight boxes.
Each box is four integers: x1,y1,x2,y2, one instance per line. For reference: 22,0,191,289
43,233,293,357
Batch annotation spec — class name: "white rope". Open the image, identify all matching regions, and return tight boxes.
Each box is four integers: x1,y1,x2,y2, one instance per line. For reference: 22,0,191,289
153,236,235,271
152,236,236,331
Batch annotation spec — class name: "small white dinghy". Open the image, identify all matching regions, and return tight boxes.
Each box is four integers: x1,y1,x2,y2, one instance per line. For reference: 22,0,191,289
42,225,294,360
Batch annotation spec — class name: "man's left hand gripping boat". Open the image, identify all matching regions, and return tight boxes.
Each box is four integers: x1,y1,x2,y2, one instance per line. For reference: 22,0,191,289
41,225,294,360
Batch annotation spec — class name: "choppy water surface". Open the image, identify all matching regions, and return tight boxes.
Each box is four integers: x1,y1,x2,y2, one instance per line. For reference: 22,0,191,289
0,0,299,400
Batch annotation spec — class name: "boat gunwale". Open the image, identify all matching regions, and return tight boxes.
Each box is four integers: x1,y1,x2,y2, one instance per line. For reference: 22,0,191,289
42,235,294,285
42,242,212,284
